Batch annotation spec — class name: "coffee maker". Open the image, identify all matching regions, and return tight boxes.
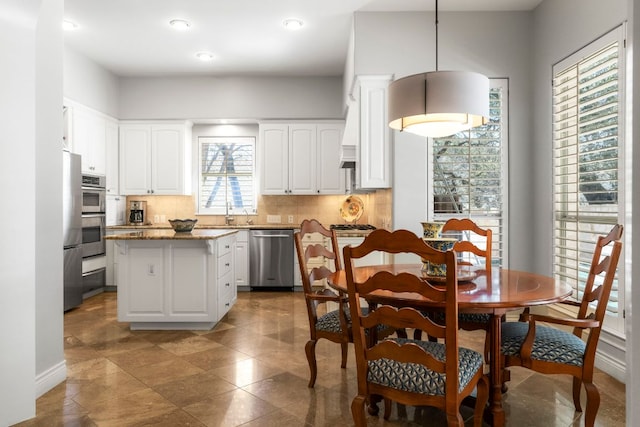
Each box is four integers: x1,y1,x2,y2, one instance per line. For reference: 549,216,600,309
129,201,147,225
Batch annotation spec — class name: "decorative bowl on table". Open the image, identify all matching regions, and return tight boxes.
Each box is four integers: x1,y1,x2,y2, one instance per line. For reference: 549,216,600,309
422,237,457,276
169,219,198,233
421,221,445,238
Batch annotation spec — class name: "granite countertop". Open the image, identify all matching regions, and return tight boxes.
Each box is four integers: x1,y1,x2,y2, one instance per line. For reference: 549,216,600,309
107,224,299,230
106,224,377,237
105,229,238,240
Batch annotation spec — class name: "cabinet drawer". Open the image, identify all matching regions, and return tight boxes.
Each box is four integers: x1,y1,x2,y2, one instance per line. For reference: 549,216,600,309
217,251,233,278
218,271,234,317
217,235,234,257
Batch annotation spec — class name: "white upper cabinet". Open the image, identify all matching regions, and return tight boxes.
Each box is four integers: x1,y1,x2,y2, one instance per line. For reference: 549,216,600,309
119,121,192,195
68,103,108,176
260,122,345,195
288,125,316,194
105,119,119,194
355,75,393,189
316,124,346,193
260,125,289,194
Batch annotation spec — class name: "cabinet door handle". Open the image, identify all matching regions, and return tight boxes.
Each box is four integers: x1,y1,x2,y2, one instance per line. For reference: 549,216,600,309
225,302,230,307
225,282,230,287
225,262,230,267
225,245,230,249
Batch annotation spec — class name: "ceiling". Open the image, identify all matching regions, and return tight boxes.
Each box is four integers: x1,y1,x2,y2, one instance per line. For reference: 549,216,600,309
63,0,543,78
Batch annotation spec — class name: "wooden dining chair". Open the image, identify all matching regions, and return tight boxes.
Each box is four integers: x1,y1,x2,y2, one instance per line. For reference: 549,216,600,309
442,218,493,343
294,219,349,388
501,224,623,427
344,229,488,427
417,218,494,359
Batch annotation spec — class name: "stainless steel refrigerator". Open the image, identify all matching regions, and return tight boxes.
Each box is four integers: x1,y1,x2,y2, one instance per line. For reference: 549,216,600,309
63,151,83,311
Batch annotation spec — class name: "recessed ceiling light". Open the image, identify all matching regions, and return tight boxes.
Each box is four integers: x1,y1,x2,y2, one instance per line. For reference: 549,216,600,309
283,18,304,30
195,51,215,62
62,20,79,31
169,19,191,30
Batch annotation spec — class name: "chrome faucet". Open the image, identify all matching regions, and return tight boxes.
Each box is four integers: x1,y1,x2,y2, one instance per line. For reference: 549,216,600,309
243,209,253,225
225,202,235,225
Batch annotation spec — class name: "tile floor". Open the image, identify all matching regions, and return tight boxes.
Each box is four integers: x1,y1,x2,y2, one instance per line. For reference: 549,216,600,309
15,291,625,426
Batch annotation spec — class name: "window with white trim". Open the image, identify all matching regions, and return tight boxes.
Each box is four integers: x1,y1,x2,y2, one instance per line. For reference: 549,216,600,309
197,136,256,215
552,26,625,334
428,79,509,268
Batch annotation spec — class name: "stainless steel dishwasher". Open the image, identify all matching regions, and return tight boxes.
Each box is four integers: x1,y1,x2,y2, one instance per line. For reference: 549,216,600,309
249,229,294,290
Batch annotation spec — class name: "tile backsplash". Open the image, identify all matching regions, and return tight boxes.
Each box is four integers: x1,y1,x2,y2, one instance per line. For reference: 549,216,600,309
125,191,392,228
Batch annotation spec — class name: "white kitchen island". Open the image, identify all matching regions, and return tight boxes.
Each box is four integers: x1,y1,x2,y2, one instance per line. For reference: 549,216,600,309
106,229,237,330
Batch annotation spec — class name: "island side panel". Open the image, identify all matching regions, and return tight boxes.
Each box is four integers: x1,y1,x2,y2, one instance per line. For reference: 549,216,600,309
115,239,219,329
118,243,166,319
169,244,216,320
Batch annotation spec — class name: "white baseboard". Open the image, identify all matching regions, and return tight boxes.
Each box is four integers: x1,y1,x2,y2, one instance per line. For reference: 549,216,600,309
35,360,66,398
595,349,626,383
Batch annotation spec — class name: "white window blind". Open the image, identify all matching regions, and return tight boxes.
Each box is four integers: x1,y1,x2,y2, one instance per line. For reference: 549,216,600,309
198,137,256,215
552,26,624,327
429,79,509,268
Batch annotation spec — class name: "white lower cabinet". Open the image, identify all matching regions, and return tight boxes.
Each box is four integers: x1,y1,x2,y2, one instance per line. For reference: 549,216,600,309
234,230,249,289
115,233,237,329
217,233,237,319
106,195,126,226
337,236,387,268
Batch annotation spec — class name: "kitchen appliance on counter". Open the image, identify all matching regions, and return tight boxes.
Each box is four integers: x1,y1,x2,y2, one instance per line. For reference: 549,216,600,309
129,200,147,224
249,229,294,290
63,151,83,311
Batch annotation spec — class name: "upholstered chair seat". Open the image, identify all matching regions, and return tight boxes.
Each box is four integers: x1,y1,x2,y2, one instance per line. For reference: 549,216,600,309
501,322,586,366
368,338,484,395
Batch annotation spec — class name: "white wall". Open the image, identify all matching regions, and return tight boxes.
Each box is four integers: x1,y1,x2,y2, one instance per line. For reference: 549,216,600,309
64,47,120,118
353,11,534,270
35,0,66,397
0,1,38,423
118,76,344,121
0,0,64,425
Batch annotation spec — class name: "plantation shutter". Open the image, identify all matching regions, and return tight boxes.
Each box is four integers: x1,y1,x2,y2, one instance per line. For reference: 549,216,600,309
430,79,509,268
198,137,256,215
552,27,624,324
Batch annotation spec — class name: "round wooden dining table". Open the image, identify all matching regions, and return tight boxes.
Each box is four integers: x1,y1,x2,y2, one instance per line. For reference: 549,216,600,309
328,264,573,427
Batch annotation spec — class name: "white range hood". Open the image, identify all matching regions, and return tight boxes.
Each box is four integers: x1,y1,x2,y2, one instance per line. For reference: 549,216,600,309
339,144,356,169
339,101,358,169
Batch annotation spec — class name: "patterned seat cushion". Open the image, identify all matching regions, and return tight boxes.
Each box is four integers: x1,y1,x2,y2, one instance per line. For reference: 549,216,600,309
432,311,491,325
501,322,586,366
316,309,350,333
367,338,484,395
316,308,391,335
459,313,491,324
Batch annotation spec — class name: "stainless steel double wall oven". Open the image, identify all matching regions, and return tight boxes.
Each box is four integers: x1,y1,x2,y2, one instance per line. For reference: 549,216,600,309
81,174,107,296
81,174,106,258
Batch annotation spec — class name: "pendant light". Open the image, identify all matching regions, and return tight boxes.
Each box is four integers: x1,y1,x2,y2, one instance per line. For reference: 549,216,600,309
388,0,489,138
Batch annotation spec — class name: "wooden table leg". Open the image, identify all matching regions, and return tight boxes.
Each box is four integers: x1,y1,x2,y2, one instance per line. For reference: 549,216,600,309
488,312,506,427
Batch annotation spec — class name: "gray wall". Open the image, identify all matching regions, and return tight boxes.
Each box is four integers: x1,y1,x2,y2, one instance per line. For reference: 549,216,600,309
118,76,344,121
1,0,65,424
531,0,627,275
64,47,120,118
531,0,630,417
354,11,533,270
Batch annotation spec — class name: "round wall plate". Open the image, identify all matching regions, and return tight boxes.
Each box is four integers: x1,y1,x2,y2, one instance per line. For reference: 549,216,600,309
340,196,364,222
